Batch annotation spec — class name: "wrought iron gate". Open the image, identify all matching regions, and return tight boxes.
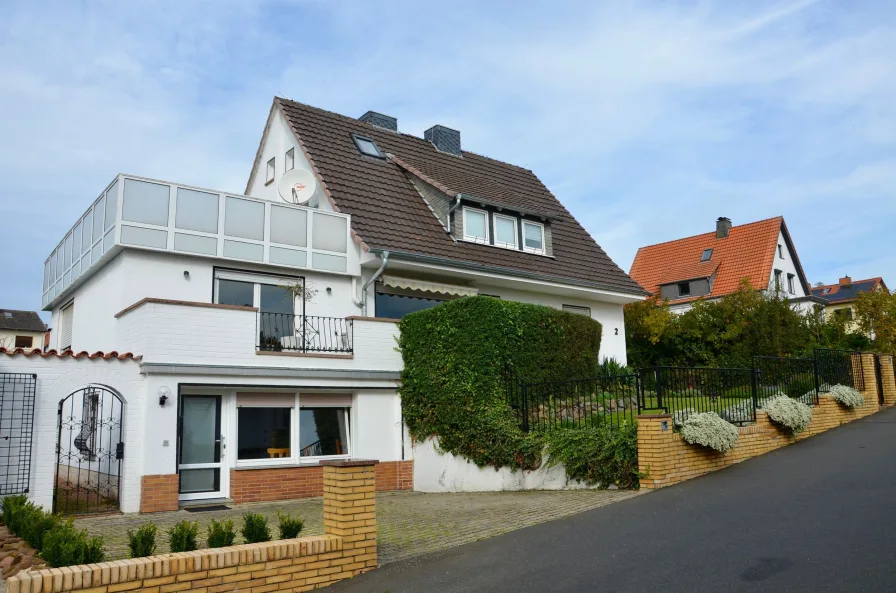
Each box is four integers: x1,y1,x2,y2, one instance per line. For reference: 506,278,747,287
0,373,36,495
54,386,124,515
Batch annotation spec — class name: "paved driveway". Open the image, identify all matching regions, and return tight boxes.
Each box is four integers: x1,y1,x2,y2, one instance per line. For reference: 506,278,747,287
328,406,896,592
75,489,640,564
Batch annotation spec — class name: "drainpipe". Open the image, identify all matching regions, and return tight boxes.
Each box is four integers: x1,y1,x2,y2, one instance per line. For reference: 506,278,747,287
446,194,462,234
356,250,390,316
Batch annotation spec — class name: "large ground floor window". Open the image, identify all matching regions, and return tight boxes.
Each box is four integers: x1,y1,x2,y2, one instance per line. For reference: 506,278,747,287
375,291,448,319
237,407,292,460
299,407,349,457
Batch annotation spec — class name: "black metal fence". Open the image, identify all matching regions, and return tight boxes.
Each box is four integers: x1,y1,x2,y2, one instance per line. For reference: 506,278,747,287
505,348,875,433
257,313,354,354
0,373,36,495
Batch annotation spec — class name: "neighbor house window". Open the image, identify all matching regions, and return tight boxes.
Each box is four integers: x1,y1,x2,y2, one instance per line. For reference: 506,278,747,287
493,214,518,249
678,282,691,297
562,305,591,316
778,244,784,259
285,148,295,171
774,270,783,291
14,336,32,349
236,393,294,462
787,273,796,295
60,301,74,350
522,221,545,254
299,407,349,457
352,134,383,158
822,287,831,295
463,207,489,243
701,248,713,262
834,308,854,321
266,158,275,184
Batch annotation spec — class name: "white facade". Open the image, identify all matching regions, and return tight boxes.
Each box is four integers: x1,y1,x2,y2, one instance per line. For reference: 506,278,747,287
6,103,645,510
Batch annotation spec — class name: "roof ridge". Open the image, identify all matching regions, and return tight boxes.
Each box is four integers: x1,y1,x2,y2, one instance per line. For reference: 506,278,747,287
634,216,783,252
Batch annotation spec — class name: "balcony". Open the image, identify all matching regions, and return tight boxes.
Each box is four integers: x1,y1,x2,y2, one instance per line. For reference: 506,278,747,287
42,174,357,310
257,313,353,355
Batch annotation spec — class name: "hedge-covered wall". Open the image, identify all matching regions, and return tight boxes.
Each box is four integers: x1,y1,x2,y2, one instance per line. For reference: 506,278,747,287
398,296,603,470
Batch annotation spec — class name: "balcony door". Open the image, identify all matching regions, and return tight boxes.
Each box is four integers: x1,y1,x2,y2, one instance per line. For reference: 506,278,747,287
178,394,227,500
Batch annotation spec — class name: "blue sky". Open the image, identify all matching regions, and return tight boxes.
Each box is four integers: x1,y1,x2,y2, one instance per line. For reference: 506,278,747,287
2,0,895,317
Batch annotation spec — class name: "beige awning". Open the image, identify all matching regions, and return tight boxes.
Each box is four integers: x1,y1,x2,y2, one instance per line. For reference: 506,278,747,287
382,275,478,297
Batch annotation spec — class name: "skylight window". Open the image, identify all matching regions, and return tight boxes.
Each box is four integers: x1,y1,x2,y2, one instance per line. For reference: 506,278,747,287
701,248,713,262
352,134,383,158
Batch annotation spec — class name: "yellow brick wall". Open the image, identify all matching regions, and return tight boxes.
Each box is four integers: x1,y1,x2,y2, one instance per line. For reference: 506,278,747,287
6,461,378,593
639,354,892,489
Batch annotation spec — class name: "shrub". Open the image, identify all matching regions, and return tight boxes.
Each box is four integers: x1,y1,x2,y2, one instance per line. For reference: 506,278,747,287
127,523,157,558
277,513,305,539
399,295,602,471
20,504,61,550
206,519,236,548
829,384,864,408
1,494,29,534
672,408,696,428
241,513,271,543
543,422,640,488
760,394,813,433
680,412,739,454
168,520,199,553
41,521,105,568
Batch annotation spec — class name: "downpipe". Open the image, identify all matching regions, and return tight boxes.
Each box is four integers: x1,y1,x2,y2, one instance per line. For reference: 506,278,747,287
355,250,390,316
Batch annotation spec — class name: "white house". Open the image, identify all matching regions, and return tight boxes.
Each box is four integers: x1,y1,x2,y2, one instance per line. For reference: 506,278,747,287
1,98,646,513
629,216,823,314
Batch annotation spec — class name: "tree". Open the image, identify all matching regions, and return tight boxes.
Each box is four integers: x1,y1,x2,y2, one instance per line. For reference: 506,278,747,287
854,289,896,352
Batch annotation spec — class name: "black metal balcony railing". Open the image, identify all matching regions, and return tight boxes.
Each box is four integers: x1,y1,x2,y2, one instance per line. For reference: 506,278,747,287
257,313,353,354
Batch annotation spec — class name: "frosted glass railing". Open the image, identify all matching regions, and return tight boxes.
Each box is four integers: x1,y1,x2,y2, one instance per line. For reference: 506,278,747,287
43,175,353,309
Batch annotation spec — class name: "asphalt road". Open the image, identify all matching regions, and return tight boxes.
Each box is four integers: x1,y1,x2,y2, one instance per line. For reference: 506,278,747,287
329,406,896,593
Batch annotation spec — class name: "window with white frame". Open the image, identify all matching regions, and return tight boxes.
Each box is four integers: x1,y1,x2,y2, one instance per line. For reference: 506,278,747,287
787,273,796,295
266,158,275,184
299,407,350,457
522,221,545,254
236,393,294,462
562,305,591,316
285,148,295,172
493,214,518,249
214,269,302,348
774,269,783,291
463,207,489,243
60,301,74,350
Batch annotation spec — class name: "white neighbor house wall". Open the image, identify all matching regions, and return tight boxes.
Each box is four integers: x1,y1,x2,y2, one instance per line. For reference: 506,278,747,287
0,353,146,512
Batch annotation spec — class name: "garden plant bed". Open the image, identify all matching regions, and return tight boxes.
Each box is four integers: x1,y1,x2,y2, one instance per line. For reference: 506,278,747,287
0,525,46,582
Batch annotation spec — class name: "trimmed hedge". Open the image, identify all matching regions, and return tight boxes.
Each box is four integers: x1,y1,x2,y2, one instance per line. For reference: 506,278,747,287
399,296,603,471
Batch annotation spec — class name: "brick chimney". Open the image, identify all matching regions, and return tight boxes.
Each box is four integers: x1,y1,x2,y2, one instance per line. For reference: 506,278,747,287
424,125,462,156
359,111,397,131
839,275,852,286
716,217,732,239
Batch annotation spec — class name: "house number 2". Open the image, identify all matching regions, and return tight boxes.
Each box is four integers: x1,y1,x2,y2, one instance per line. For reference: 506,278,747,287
615,328,619,335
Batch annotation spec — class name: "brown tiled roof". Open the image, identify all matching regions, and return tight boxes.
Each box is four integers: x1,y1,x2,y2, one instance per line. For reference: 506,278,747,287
629,217,809,303
0,347,139,360
275,98,645,295
0,309,46,332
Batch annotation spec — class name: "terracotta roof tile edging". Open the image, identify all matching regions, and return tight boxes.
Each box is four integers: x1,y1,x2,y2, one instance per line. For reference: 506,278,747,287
0,347,140,361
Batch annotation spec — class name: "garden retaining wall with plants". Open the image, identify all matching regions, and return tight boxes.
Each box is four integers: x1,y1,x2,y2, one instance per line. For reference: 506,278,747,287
639,354,892,489
5,461,378,593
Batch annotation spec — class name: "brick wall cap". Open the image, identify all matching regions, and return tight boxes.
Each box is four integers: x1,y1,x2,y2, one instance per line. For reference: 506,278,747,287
319,459,379,467
637,414,672,419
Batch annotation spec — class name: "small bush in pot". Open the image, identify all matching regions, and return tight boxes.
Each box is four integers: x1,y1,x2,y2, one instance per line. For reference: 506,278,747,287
679,412,739,454
206,519,236,548
168,520,199,553
760,394,813,433
241,512,271,543
829,384,864,408
42,521,105,567
127,523,157,558
277,513,305,539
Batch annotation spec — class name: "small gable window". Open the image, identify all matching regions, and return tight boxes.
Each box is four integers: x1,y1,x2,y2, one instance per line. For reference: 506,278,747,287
778,244,784,259
463,207,489,243
522,221,545,254
822,287,831,295
678,282,691,297
701,248,713,262
493,214,518,249
352,134,383,158
266,158,275,185
285,148,295,171
787,273,796,295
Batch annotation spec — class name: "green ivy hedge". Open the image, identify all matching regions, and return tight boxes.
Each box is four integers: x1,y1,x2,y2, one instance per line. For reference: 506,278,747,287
398,296,607,472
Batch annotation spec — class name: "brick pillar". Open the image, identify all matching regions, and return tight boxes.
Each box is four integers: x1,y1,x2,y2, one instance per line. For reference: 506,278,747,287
880,356,896,407
860,353,879,410
321,460,378,572
636,414,674,490
140,474,179,513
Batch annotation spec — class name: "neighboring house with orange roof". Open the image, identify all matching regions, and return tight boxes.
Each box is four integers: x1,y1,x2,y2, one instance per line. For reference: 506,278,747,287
629,216,822,313
811,276,889,331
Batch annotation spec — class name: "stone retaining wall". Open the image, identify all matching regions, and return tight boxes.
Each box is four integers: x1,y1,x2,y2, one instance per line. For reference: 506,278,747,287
6,461,378,593
639,353,892,489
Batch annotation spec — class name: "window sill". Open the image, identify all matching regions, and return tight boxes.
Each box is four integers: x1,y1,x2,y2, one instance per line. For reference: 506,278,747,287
233,457,351,471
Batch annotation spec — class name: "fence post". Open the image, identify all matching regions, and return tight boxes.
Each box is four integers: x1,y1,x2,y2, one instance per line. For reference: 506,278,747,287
654,368,663,411
751,368,759,420
521,382,529,433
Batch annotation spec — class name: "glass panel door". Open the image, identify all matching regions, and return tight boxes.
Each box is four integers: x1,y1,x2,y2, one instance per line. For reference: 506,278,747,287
178,395,224,498
259,284,297,349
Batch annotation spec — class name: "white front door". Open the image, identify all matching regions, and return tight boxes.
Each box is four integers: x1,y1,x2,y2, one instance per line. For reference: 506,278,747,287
178,394,228,501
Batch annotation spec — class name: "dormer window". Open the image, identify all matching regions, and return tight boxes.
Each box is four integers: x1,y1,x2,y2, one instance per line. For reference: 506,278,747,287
493,214,518,249
352,134,383,158
701,248,713,262
522,221,545,254
463,207,489,243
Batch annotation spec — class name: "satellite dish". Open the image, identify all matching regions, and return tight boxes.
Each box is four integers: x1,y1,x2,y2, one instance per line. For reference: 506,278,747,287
278,168,318,205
